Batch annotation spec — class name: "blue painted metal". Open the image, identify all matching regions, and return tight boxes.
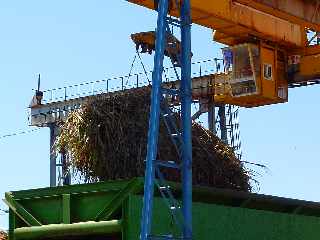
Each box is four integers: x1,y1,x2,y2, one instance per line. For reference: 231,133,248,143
140,0,192,239
161,88,180,96
155,168,184,232
140,0,169,239
155,160,180,170
180,0,192,238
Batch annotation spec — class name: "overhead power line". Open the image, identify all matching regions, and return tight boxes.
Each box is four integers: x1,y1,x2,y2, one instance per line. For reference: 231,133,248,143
0,209,8,215
0,128,41,141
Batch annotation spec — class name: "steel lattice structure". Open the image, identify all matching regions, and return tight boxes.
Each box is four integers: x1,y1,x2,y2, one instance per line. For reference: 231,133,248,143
140,0,192,239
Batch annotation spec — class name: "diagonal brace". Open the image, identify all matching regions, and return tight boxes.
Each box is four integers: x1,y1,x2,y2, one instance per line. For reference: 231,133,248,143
95,178,143,221
4,192,42,227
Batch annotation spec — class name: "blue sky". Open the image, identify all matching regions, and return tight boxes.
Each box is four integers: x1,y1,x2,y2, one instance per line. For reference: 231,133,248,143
0,0,320,229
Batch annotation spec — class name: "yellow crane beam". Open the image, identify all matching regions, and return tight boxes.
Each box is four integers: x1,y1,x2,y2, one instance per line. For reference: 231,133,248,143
234,0,320,32
128,0,304,47
127,0,320,107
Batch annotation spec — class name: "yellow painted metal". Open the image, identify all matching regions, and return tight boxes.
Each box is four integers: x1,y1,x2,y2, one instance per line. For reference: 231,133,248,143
131,31,184,64
234,0,320,32
161,43,288,107
300,54,320,77
261,46,276,99
288,45,320,83
303,45,320,56
127,0,320,106
213,31,249,47
128,0,303,47
213,44,288,107
131,32,156,51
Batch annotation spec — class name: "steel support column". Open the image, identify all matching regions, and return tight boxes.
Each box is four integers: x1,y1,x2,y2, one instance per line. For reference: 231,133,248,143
218,106,228,144
61,151,71,185
140,0,169,239
49,124,57,187
140,0,192,239
180,0,192,238
208,102,216,135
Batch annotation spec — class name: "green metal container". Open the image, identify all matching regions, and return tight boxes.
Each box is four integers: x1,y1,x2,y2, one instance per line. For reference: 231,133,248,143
4,178,320,240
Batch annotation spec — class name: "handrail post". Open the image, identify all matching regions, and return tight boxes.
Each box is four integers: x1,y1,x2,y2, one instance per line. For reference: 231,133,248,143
121,77,124,90
64,87,67,101
136,74,139,88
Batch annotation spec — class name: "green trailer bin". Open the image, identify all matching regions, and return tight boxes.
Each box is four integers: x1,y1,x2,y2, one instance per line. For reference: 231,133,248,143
4,178,320,240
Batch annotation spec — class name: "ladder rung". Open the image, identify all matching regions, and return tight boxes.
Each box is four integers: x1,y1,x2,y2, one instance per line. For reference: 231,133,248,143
156,160,180,169
162,112,174,117
166,17,181,24
148,235,173,240
162,88,180,96
171,133,180,138
170,206,179,210
159,185,169,190
148,235,190,240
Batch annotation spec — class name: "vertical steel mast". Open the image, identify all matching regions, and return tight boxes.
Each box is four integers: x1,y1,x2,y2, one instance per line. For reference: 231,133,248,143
140,0,192,239
180,0,192,238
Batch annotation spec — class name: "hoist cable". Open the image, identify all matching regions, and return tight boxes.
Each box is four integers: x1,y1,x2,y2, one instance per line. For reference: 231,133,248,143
136,50,151,85
125,54,138,86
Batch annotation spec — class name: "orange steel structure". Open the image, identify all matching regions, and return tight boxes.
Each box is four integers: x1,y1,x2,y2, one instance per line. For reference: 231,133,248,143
128,0,320,107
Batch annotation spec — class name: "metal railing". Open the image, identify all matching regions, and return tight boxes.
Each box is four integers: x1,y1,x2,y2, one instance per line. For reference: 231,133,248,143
37,59,221,104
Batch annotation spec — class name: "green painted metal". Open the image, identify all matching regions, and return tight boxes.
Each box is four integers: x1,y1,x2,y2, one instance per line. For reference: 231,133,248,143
14,220,122,240
95,178,143,221
6,178,143,229
5,178,320,240
62,194,70,224
127,195,320,240
8,210,16,240
10,178,139,199
4,193,42,227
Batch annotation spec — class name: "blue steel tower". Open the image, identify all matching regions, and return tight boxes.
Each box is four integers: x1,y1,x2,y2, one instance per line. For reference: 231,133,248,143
140,0,192,240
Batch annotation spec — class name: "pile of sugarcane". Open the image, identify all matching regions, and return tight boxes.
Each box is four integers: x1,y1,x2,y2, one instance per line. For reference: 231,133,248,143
56,87,252,192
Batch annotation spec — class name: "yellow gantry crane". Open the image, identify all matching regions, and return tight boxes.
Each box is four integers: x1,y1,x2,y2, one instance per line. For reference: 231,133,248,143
128,0,320,107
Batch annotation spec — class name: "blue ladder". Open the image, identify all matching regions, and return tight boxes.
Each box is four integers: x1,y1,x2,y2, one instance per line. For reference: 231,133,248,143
140,0,192,239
